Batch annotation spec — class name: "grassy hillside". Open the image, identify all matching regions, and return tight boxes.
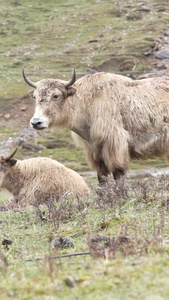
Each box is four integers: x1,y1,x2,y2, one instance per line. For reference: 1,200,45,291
0,0,169,103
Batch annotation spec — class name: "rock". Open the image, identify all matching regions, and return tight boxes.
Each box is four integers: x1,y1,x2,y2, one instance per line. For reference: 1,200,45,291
4,113,11,119
105,236,131,247
20,105,27,111
155,48,169,59
22,142,44,151
88,68,97,74
2,239,13,249
91,236,108,243
49,15,54,20
137,6,150,12
157,6,166,12
126,12,142,20
88,39,98,43
65,276,77,288
153,61,168,70
144,49,152,56
54,237,74,249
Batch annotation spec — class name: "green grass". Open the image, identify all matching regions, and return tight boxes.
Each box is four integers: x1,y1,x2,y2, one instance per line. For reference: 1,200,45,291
1,175,169,299
0,0,169,103
0,126,15,141
1,255,169,299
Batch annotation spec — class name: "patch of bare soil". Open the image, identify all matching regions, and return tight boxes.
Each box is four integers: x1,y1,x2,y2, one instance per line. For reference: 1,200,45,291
0,95,34,129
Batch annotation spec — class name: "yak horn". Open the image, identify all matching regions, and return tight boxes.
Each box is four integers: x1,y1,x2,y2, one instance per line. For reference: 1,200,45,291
5,148,18,162
65,69,76,88
22,68,37,88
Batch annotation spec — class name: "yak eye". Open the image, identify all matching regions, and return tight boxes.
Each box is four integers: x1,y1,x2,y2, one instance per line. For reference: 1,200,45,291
53,94,59,100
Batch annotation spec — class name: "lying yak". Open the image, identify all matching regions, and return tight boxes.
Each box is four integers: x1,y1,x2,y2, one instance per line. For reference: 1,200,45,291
23,68,169,183
0,148,89,208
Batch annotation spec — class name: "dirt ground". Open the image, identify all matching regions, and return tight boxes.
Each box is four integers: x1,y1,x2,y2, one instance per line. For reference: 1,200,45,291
0,95,35,129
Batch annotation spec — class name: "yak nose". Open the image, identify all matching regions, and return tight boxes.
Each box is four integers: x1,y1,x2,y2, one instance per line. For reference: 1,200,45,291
31,118,44,129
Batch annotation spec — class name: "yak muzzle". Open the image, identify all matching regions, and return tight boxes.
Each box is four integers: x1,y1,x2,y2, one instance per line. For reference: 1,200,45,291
30,118,46,130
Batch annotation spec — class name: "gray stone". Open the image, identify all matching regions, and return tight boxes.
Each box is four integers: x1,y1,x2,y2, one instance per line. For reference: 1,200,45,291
155,48,169,59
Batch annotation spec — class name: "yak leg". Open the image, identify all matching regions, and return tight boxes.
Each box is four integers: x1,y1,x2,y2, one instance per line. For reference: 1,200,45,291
113,168,125,180
98,166,125,184
97,173,108,185
97,159,110,185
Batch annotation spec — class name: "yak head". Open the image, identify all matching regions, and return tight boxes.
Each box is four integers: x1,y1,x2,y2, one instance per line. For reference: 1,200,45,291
0,148,17,188
22,69,76,130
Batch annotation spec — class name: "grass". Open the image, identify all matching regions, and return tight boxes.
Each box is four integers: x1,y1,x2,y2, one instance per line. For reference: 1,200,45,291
0,126,15,141
1,256,169,299
1,175,169,299
0,0,169,103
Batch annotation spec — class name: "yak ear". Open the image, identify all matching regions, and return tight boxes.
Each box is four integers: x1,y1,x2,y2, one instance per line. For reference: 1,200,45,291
28,90,34,98
8,159,17,167
67,87,76,96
